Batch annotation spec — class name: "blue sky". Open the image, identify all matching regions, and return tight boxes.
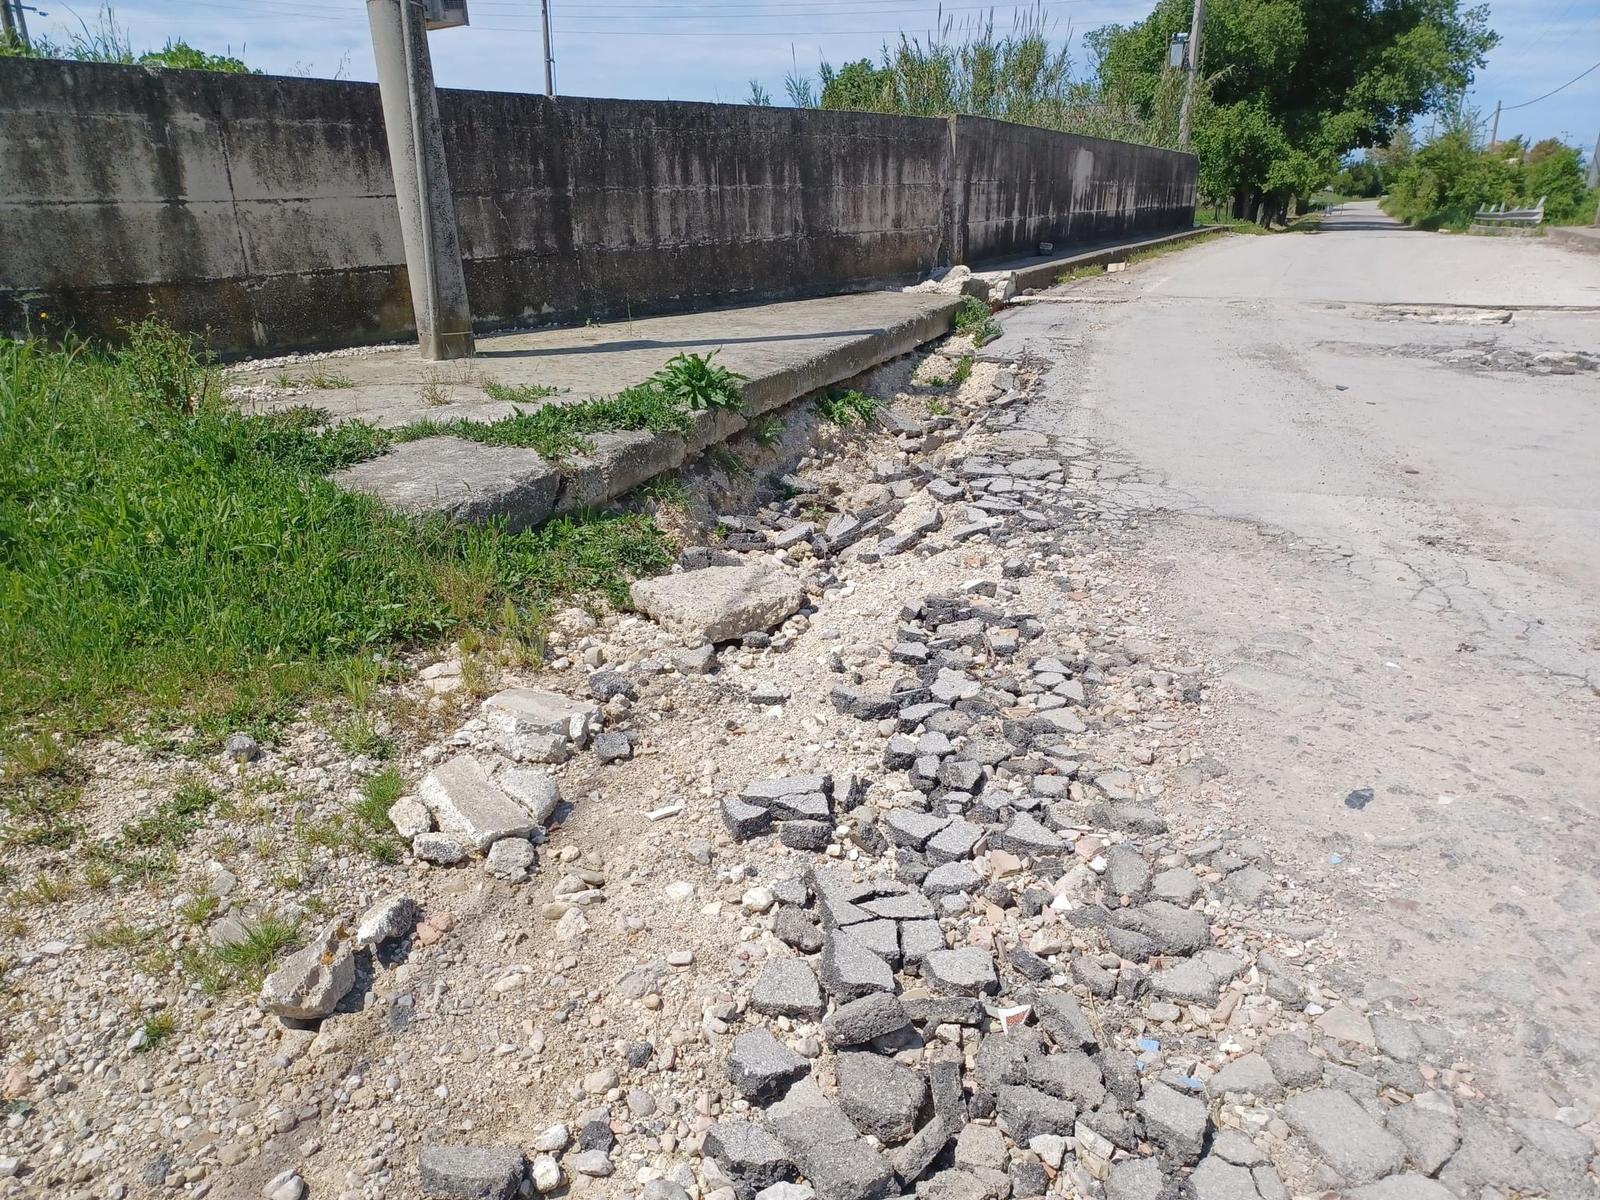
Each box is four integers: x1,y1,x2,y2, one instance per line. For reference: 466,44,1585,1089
21,0,1600,152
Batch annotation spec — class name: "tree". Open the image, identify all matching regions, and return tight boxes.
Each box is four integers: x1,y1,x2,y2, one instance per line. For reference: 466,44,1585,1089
1093,0,1498,222
0,7,256,72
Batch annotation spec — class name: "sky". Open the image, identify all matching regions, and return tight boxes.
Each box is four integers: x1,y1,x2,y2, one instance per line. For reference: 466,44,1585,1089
18,0,1600,153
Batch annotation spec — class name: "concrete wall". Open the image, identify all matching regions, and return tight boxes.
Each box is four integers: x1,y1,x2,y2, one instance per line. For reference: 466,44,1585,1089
0,59,1196,355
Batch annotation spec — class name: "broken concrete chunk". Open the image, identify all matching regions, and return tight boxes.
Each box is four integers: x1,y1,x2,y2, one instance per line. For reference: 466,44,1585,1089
835,1051,928,1144
259,919,355,1020
727,1029,810,1102
355,894,420,947
630,564,804,644
1135,1082,1209,1165
823,992,911,1047
1284,1088,1405,1183
820,929,897,999
752,958,825,1019
923,947,999,996
419,754,537,852
480,687,600,744
703,1121,795,1200
496,765,561,825
767,1079,897,1200
335,437,559,533
418,1145,527,1200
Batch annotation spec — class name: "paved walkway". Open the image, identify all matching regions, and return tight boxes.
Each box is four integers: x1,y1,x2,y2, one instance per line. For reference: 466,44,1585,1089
233,291,960,429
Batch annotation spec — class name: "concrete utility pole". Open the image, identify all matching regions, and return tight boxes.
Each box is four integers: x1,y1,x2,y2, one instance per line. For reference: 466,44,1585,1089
366,0,475,360
1489,101,1501,148
540,0,554,96
1587,128,1599,189
1177,0,1205,150
2,2,18,43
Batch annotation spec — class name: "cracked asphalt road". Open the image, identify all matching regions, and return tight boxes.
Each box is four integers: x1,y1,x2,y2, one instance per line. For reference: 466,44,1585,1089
1000,200,1600,1115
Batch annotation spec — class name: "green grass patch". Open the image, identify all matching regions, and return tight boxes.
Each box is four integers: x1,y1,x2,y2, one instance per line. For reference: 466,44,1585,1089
89,922,159,950
483,380,562,405
950,354,974,385
299,766,408,864
953,297,1000,347
137,1011,178,1051
213,916,300,979
816,389,880,426
400,350,746,460
0,324,674,740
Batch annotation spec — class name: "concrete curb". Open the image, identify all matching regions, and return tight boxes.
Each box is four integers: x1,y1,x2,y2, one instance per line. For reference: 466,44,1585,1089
1004,226,1226,294
1548,226,1600,256
334,296,963,528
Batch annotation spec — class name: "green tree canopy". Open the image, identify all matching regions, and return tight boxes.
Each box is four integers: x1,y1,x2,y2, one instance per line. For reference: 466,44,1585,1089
1092,0,1497,219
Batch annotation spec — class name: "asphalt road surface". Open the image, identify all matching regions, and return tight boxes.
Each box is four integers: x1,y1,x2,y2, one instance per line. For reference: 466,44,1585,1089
997,200,1600,1114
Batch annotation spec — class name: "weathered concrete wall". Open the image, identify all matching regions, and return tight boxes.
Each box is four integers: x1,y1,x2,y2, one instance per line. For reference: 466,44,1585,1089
951,116,1199,261
0,59,1196,355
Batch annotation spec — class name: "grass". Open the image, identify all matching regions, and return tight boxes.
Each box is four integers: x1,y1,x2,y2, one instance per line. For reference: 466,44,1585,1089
484,380,563,404
138,1011,177,1051
178,894,218,925
89,922,158,950
213,916,300,979
953,297,1000,347
1,322,675,742
1056,263,1107,284
271,368,353,391
398,350,746,461
950,354,974,385
299,766,407,864
816,389,880,426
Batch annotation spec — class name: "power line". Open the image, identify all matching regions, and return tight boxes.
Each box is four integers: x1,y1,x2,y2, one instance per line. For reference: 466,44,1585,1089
1501,57,1600,112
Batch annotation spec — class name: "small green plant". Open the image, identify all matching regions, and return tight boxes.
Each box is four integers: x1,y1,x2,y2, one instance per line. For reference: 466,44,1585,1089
138,1011,178,1051
14,872,77,906
651,350,746,412
638,473,690,512
484,380,562,404
816,389,880,426
121,781,219,851
332,713,395,760
752,416,783,447
926,398,952,417
213,916,301,982
951,354,974,385
89,922,158,950
1056,263,1106,285
705,445,748,477
304,370,353,390
359,767,405,818
179,894,219,925
953,297,1000,347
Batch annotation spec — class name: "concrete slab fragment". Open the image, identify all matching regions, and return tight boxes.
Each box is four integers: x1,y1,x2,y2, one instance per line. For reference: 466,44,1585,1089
332,436,559,532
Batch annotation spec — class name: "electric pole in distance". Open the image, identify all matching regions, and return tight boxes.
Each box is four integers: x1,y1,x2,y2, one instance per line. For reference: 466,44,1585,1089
366,0,475,360
1178,0,1205,149
540,0,554,96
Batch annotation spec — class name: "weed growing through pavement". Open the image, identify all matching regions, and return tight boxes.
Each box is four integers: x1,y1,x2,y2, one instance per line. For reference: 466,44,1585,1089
953,296,1001,346
399,350,746,461
484,380,564,404
951,354,974,385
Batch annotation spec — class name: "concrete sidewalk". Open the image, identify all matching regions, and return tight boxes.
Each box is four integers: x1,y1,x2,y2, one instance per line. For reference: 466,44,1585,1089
234,291,959,430
243,290,961,531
